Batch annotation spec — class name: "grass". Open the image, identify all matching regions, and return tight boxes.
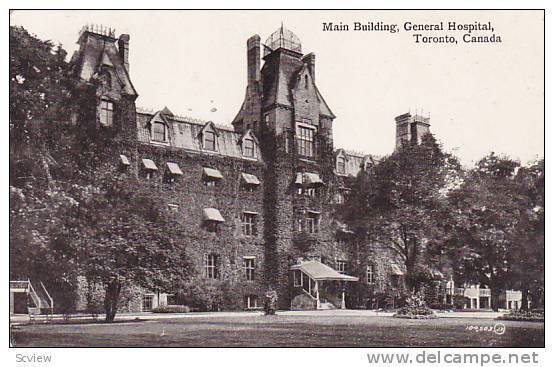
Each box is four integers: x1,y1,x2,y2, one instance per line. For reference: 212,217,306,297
11,314,544,347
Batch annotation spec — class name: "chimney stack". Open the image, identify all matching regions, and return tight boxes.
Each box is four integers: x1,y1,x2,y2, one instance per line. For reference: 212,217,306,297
118,34,130,74
247,34,261,85
302,53,316,82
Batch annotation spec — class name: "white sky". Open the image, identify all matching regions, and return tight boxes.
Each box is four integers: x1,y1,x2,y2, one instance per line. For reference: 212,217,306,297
10,10,544,166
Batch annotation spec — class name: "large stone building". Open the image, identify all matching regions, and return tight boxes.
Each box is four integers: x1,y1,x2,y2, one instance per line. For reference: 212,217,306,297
46,25,432,312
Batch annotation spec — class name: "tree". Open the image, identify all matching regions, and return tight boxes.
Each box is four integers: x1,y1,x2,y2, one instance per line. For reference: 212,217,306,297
9,26,193,322
509,159,544,309
446,153,533,310
345,134,459,293
66,178,192,321
10,26,72,149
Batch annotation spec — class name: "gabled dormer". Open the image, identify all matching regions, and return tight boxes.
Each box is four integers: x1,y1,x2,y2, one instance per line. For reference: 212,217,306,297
199,121,219,152
335,149,348,175
238,129,259,159
146,107,172,144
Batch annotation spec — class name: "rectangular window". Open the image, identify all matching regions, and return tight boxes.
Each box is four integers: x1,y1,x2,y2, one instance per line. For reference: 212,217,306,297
142,295,154,311
100,100,113,126
152,122,166,142
306,212,320,233
367,264,375,284
337,156,346,174
243,257,255,281
204,254,219,279
296,217,304,232
296,126,314,157
204,131,216,151
336,260,347,274
243,138,255,158
245,295,258,309
305,187,316,197
205,221,219,233
241,213,258,236
204,180,217,187
391,275,401,288
293,270,302,287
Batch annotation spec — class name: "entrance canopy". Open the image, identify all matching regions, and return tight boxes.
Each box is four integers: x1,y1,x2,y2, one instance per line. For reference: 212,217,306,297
290,260,358,281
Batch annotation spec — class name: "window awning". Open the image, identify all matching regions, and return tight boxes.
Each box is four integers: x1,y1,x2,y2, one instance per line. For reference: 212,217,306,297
203,208,225,222
167,162,183,175
290,261,358,282
241,173,260,185
430,269,444,279
142,158,158,170
295,172,324,186
203,167,223,180
391,264,405,276
120,154,130,166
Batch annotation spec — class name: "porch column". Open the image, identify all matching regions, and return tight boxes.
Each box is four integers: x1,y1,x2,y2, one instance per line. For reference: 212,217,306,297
488,297,491,309
341,281,346,310
315,280,320,309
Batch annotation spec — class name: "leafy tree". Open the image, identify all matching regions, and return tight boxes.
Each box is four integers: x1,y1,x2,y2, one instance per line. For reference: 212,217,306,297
10,26,193,322
345,134,459,293
509,159,544,309
10,26,72,149
446,153,533,310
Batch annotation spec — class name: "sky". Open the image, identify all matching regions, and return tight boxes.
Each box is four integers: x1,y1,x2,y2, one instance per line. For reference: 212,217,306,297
10,10,544,166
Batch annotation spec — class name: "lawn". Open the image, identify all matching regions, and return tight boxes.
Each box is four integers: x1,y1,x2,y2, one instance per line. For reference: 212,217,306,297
11,314,544,347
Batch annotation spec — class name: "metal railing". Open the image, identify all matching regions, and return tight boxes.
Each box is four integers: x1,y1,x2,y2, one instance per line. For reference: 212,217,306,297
27,280,41,309
40,281,54,311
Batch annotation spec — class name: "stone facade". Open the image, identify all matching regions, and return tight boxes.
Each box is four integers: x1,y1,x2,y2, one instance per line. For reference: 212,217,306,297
68,24,414,312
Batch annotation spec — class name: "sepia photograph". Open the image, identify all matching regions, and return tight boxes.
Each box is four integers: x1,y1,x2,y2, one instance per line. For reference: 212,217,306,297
8,9,545,350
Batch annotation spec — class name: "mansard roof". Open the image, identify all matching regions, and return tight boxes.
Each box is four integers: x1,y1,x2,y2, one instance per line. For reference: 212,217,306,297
136,108,263,161
335,149,380,177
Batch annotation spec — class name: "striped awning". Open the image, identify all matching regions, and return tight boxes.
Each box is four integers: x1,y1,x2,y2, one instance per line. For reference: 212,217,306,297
142,158,158,170
120,154,130,166
203,167,223,179
167,162,183,175
203,208,225,222
295,172,324,186
241,173,260,185
391,264,405,276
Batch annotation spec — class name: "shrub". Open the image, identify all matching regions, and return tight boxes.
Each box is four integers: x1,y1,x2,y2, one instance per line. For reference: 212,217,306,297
393,293,437,319
499,309,544,322
151,305,190,313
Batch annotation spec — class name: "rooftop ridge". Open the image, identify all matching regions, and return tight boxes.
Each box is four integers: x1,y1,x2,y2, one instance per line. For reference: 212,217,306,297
80,24,116,39
136,106,236,132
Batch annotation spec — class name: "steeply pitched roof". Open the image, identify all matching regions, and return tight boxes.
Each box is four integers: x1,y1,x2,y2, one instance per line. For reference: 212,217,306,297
71,32,137,97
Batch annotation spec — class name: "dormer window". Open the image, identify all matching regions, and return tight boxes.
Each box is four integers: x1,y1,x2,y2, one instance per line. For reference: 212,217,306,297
152,122,166,142
204,131,216,151
337,156,346,174
99,99,113,126
243,138,255,158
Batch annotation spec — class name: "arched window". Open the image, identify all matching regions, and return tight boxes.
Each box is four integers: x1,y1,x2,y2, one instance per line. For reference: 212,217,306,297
304,74,309,88
152,122,166,142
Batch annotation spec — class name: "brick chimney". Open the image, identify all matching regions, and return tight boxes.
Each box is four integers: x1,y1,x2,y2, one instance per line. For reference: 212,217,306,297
302,52,316,82
118,34,130,74
247,35,261,85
